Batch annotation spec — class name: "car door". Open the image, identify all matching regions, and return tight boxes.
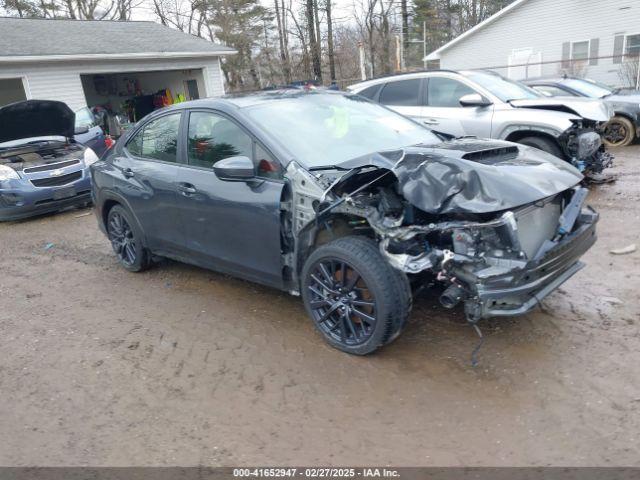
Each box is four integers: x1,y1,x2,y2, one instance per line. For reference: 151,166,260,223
174,109,285,288
422,76,494,138
110,111,185,252
377,77,425,120
74,107,106,156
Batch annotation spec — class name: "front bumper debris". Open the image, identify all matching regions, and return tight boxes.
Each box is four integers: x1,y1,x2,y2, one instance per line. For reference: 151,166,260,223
463,207,597,319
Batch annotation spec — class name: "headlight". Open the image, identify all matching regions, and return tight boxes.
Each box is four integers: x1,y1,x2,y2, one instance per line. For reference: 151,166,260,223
83,148,100,167
0,164,20,181
576,131,602,158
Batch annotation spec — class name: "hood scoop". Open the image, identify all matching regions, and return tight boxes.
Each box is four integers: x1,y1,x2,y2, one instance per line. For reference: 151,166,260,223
461,146,519,164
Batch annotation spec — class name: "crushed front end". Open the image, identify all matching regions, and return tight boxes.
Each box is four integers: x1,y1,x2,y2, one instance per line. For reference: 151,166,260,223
371,187,597,322
559,120,614,175
295,141,598,324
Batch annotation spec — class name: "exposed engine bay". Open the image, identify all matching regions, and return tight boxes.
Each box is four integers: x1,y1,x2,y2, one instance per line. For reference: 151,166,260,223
0,140,85,171
282,139,598,324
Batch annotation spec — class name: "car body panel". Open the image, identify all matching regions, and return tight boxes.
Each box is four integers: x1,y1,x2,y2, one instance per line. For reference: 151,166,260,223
75,125,107,157
524,78,640,130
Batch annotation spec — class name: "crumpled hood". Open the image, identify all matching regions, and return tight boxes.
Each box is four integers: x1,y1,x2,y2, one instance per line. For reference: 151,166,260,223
337,138,583,215
0,100,75,144
509,97,612,122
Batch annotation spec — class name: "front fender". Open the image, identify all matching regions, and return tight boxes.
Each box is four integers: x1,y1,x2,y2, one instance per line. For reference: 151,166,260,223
493,108,575,140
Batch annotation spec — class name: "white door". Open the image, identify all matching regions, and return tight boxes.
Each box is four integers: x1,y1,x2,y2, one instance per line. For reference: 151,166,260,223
422,76,494,138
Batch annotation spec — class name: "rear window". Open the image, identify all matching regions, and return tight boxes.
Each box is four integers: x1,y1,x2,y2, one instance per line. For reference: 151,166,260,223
379,79,421,106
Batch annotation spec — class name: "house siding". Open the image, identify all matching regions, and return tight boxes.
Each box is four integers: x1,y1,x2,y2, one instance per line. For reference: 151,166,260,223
0,56,225,111
437,0,640,86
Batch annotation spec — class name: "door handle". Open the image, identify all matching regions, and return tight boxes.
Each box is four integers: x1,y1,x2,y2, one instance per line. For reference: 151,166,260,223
177,183,197,195
122,168,135,178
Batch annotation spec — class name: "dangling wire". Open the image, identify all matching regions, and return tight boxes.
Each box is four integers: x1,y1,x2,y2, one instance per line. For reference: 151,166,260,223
470,322,484,368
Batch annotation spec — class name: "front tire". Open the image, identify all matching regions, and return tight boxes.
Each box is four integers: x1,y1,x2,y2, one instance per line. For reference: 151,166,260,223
517,136,564,159
603,116,635,147
106,205,150,272
301,236,411,355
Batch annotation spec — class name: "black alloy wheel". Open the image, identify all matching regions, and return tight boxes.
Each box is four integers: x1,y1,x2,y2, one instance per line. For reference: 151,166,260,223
301,236,412,355
106,205,150,272
108,211,136,266
603,116,635,147
307,258,377,347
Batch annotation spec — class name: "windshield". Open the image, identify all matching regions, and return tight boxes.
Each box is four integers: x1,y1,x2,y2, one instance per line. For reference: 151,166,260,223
464,71,541,101
562,79,613,98
243,93,441,168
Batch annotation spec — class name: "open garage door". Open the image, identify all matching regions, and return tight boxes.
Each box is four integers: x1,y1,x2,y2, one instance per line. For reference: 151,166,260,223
0,78,27,107
80,68,206,136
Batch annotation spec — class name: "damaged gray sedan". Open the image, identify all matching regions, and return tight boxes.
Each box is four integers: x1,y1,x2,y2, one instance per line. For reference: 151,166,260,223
91,91,597,355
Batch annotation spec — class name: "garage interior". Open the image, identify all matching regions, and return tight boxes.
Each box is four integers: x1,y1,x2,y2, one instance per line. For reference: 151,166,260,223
0,78,27,107
80,69,205,136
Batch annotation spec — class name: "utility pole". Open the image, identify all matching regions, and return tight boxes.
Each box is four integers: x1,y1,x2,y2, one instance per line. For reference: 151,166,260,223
423,21,427,69
358,42,366,81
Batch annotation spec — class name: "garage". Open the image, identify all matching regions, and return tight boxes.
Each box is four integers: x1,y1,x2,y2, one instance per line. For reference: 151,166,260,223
79,69,206,135
0,17,235,129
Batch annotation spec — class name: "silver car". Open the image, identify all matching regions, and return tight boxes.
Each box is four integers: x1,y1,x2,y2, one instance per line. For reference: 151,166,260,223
348,70,614,175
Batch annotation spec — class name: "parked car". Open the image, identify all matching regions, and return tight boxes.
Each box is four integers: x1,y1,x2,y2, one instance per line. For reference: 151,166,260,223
348,70,613,176
91,91,598,355
74,106,108,156
524,77,640,147
0,100,100,221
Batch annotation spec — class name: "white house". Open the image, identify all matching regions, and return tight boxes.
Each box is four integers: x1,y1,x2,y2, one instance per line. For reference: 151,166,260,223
424,0,640,87
0,18,235,117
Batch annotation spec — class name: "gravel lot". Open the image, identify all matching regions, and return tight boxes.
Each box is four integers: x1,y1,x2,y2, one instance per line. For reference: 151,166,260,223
0,146,639,467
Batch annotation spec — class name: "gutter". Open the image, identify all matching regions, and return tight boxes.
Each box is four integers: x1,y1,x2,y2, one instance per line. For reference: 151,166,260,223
0,50,237,64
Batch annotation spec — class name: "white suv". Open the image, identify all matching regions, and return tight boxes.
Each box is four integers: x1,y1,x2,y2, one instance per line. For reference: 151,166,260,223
348,70,613,175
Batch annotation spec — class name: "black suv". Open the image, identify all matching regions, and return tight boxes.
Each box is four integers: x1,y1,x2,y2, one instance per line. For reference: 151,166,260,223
92,91,597,355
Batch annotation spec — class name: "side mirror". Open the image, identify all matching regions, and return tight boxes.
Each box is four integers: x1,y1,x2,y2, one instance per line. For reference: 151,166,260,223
459,93,492,108
75,126,89,135
213,155,255,181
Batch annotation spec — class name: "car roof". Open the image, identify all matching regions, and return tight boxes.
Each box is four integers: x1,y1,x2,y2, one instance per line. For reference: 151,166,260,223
151,88,350,112
347,69,503,91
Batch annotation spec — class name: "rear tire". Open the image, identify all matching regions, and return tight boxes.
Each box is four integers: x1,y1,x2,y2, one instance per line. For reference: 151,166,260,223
517,136,564,159
603,116,635,147
301,236,411,355
106,205,151,272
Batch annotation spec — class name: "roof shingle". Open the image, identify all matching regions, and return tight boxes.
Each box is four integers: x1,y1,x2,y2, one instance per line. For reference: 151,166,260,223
0,18,235,57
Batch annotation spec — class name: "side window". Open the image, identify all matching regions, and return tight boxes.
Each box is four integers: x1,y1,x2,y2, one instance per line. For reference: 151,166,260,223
126,113,181,163
357,84,382,100
255,143,283,179
379,79,421,106
428,77,476,107
187,111,252,168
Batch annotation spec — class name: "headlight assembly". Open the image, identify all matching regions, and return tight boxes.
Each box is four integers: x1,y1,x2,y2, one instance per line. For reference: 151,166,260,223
0,164,20,181
83,148,100,167
576,131,602,158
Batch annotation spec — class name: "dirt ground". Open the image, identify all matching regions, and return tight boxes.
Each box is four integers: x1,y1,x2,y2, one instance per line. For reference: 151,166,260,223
0,147,639,468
